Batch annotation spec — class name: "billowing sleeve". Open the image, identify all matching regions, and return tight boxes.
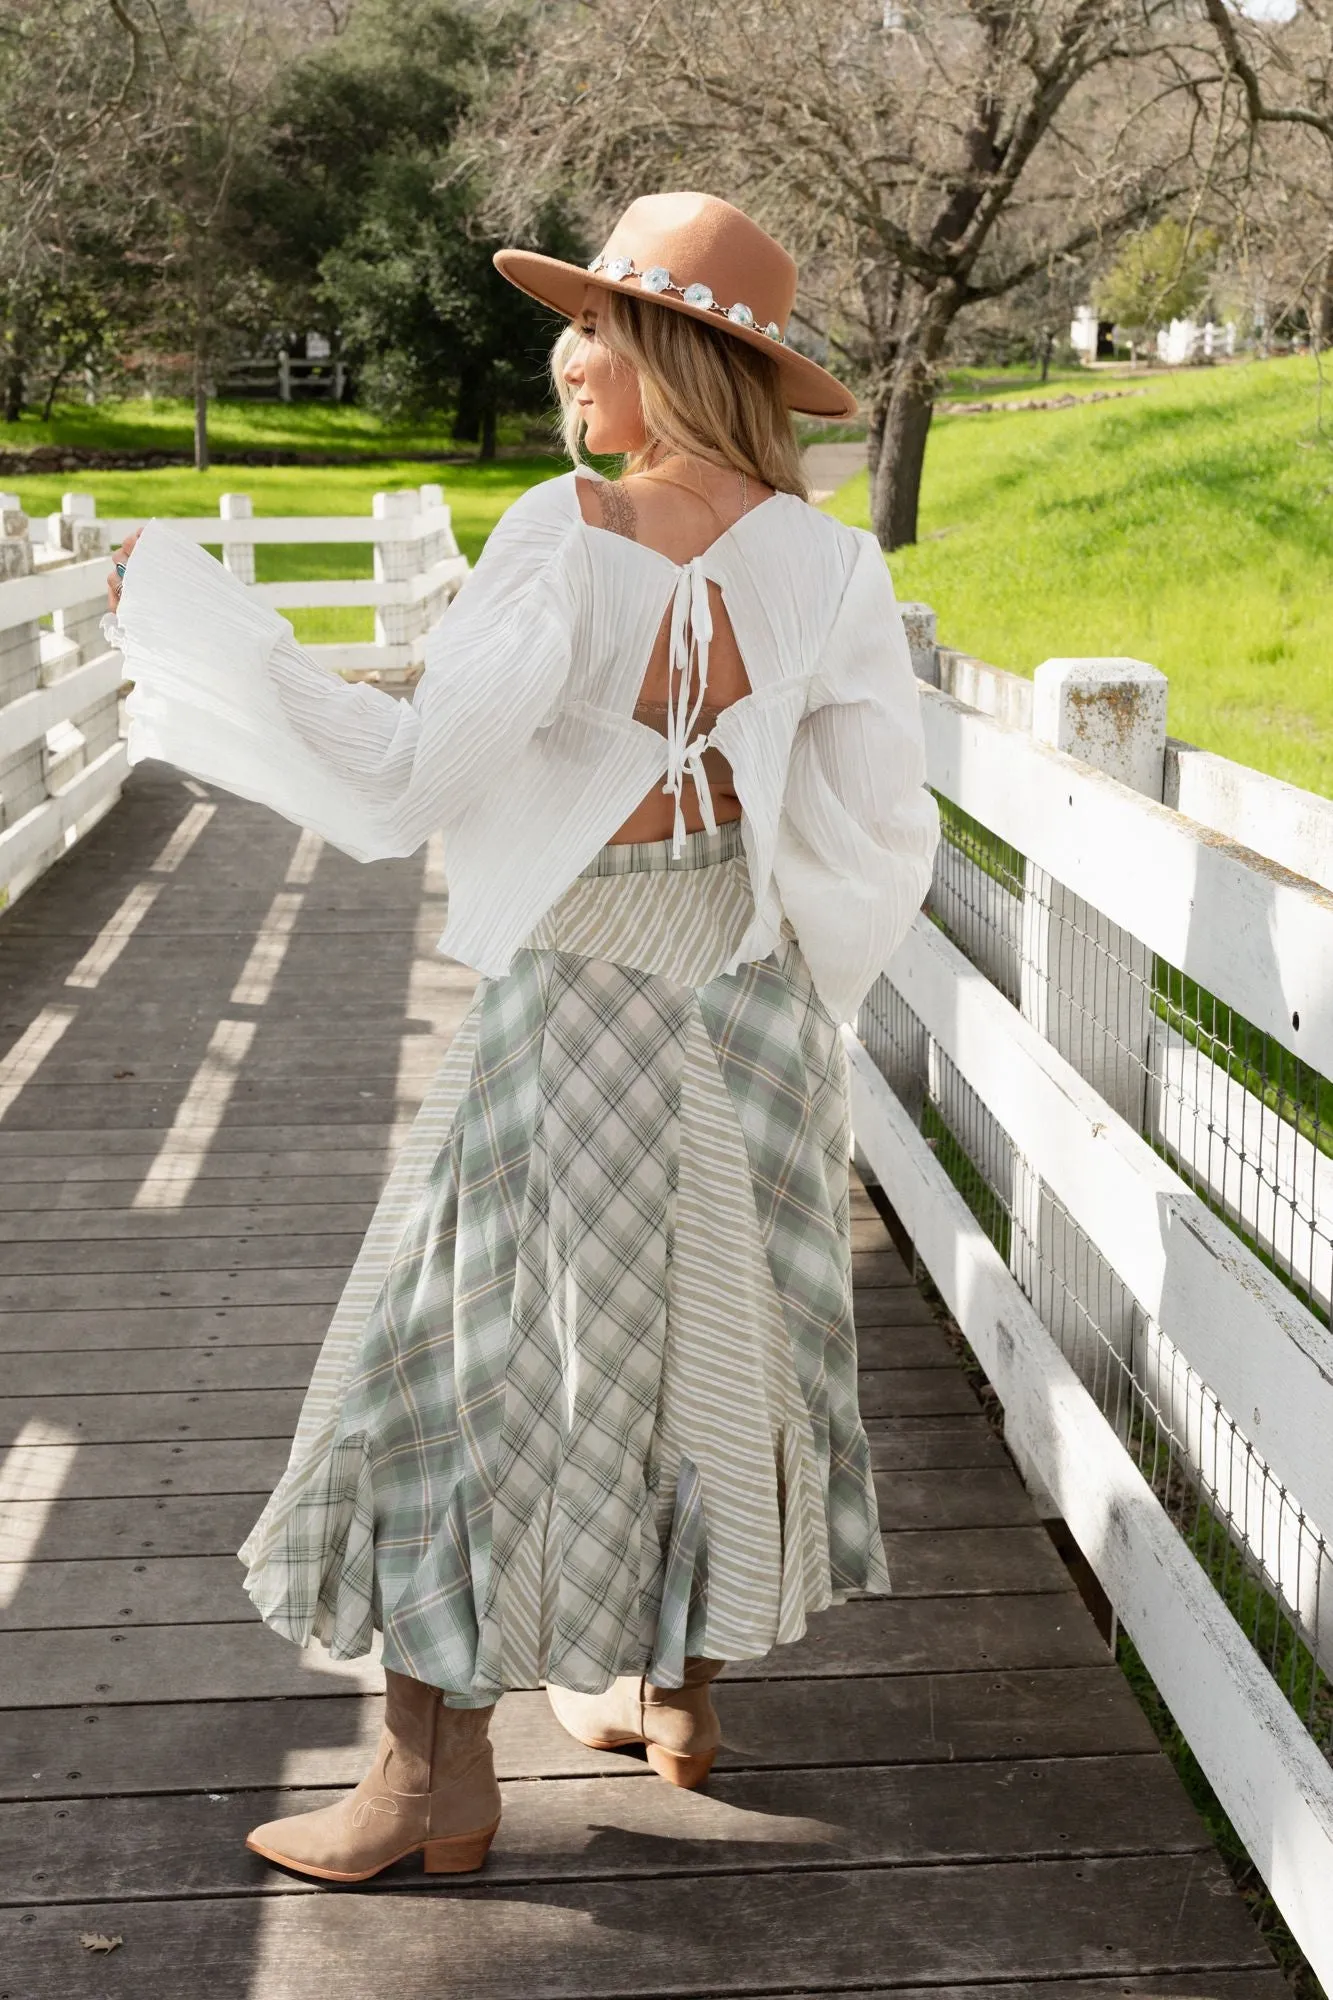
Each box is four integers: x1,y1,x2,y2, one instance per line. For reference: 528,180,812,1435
773,529,940,1024
106,475,578,863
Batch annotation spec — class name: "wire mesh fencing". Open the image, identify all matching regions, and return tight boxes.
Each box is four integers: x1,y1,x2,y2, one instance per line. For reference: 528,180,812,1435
857,794,1333,1761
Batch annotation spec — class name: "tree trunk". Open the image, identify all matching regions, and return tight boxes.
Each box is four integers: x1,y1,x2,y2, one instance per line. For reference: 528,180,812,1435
194,361,210,474
868,296,953,552
41,355,72,423
1319,237,1333,350
480,393,497,462
454,368,480,443
3,355,22,423
864,398,887,528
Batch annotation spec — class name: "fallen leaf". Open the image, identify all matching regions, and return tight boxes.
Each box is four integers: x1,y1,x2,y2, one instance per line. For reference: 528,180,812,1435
80,1933,123,1953
113,1069,135,1079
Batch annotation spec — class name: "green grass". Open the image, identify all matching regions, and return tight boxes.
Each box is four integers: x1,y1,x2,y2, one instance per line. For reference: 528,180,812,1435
7,457,565,645
827,355,1333,796
0,395,547,460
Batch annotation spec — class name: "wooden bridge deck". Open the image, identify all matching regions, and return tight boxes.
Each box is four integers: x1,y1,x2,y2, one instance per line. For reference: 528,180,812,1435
0,769,1285,2000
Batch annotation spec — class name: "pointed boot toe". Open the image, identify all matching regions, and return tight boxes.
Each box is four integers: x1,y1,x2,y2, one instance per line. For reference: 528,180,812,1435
245,1671,501,1884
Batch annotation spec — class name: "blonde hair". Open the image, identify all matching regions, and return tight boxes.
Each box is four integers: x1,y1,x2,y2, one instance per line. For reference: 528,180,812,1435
551,288,808,500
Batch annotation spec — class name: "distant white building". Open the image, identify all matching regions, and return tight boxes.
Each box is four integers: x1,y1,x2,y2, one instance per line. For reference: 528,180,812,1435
1070,306,1100,358
1156,318,1237,365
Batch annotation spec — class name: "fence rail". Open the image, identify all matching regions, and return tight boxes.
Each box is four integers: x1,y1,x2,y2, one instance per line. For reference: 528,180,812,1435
854,627,1333,1989
0,486,470,911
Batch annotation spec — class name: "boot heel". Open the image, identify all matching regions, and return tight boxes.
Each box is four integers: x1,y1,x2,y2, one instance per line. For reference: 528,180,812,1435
645,1743,716,1789
422,1821,499,1874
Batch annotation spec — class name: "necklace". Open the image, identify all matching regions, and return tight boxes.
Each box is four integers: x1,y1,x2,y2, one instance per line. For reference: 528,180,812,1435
637,455,752,530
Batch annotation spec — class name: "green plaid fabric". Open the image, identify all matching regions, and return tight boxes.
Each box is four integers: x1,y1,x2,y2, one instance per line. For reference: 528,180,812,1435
241,821,888,1702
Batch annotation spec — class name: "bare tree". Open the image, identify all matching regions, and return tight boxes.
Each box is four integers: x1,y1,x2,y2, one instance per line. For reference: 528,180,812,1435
476,0,1222,548
1203,0,1333,345
121,1,300,471
0,0,149,420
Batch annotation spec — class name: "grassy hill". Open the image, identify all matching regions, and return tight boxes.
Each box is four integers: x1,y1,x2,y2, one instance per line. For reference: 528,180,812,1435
829,355,1333,798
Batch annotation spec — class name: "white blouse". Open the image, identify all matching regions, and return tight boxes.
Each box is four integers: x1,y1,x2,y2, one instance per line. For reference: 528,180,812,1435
107,469,940,1024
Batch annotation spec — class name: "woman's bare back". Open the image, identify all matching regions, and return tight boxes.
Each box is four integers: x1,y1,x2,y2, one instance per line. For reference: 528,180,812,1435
576,467,772,845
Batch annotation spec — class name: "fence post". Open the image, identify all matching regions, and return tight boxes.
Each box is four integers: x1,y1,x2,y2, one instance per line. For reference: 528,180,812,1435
42,492,117,814
47,492,111,669
278,350,292,403
1009,658,1167,1503
899,602,938,686
220,493,256,586
372,490,425,667
0,497,41,866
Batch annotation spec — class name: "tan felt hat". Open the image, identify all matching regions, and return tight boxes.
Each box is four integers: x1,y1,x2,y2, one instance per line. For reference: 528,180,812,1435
494,191,858,420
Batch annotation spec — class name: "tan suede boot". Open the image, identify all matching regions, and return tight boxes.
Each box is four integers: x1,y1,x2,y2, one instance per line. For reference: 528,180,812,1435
246,1671,501,1883
546,1656,723,1788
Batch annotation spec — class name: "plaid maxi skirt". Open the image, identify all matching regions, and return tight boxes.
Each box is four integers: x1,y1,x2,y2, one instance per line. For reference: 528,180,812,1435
239,819,889,1704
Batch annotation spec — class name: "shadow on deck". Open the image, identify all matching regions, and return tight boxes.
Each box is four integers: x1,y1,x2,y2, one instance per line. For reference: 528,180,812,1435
0,769,1284,1999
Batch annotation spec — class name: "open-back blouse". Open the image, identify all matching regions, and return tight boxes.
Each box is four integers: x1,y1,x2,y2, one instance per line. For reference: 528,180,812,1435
106,468,940,1024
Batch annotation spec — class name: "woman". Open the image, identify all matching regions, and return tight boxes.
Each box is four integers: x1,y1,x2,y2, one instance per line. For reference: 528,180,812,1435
105,192,940,1885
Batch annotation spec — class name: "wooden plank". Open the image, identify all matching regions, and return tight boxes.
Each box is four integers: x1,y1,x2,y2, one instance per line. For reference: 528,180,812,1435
0,1203,377,1244
847,1251,914,1288
0,1439,286,1501
853,1325,952,1369
0,1855,1273,1997
743,1983,1288,2000
0,1231,365,1275
4,1342,318,1395
921,677,1333,1078
0,1555,253,1631
0,1088,415,1132
887,917,1333,1544
0,1124,410,1158
0,1304,332,1354
849,1288,943,1328
0,1390,304,1447
0,655,124,763
0,1147,394,1185
2,1492,263,1560
857,1368,979,1418
1,1522,1070,1630
0,1755,1206,1905
882,1528,1070,1597
1,1173,388,1211
10,1468,1033,1563
849,1030,1333,1991
2,1269,348,1312
865,1416,1006,1471
874,1468,1038,1530
850,1217,899,1252
0,745,128,890
0,1667,1155,1801
0,1595,1110,1707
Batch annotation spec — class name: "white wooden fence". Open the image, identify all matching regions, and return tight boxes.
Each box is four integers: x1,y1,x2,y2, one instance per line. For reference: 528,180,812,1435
853,626,1333,1989
0,486,469,912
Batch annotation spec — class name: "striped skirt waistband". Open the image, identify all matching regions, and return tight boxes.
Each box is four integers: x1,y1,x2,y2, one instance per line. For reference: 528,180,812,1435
578,818,745,879
524,816,753,987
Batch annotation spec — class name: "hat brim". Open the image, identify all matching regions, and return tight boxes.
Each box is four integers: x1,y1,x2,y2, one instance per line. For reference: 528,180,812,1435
493,248,859,422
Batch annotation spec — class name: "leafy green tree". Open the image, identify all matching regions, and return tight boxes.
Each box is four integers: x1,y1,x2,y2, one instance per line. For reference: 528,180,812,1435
1096,218,1220,350
254,0,582,453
